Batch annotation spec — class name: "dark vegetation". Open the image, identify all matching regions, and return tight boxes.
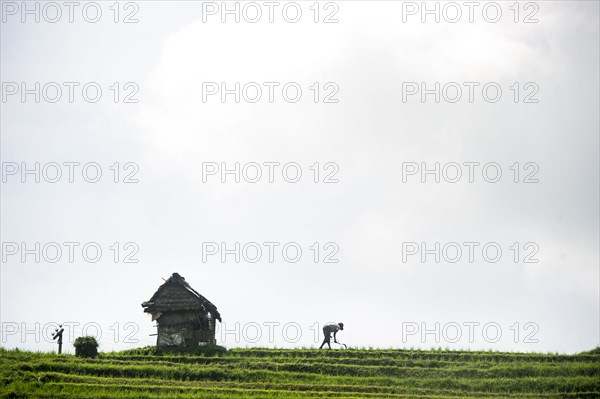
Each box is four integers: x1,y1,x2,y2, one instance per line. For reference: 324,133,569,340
73,337,99,359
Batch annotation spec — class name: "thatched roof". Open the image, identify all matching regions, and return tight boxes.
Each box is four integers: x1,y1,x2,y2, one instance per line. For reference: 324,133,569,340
141,273,221,322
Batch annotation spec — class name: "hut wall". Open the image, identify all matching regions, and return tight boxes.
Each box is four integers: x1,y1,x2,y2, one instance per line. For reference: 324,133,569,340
156,310,216,346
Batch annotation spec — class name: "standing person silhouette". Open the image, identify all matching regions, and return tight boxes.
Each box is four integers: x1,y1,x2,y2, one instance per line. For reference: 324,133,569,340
319,322,344,349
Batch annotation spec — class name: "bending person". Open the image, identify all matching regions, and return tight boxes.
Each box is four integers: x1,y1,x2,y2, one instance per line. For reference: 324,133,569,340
319,322,344,349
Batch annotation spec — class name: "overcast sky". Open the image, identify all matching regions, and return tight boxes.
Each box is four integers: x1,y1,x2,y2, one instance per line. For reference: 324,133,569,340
1,1,598,354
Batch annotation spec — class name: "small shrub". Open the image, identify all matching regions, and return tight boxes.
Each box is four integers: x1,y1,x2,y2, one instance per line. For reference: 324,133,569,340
74,336,99,358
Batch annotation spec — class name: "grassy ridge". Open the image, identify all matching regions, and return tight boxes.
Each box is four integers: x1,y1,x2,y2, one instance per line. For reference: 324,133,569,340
1,347,598,398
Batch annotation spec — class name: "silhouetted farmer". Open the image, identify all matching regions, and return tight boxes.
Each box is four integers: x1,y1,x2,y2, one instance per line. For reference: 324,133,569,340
319,322,344,349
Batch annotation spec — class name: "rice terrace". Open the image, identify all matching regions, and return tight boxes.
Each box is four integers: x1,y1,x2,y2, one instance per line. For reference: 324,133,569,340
1,346,599,398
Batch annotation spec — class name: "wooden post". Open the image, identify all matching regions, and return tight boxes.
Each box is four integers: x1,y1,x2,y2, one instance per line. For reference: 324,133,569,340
52,326,64,354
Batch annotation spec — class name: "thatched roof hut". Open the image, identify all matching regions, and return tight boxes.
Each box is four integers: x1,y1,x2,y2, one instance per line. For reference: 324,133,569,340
142,273,221,347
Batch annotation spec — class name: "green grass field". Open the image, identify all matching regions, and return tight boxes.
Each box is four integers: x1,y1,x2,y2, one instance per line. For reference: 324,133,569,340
1,346,599,398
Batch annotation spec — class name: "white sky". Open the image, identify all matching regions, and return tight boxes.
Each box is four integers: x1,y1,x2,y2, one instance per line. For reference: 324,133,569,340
1,1,598,354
